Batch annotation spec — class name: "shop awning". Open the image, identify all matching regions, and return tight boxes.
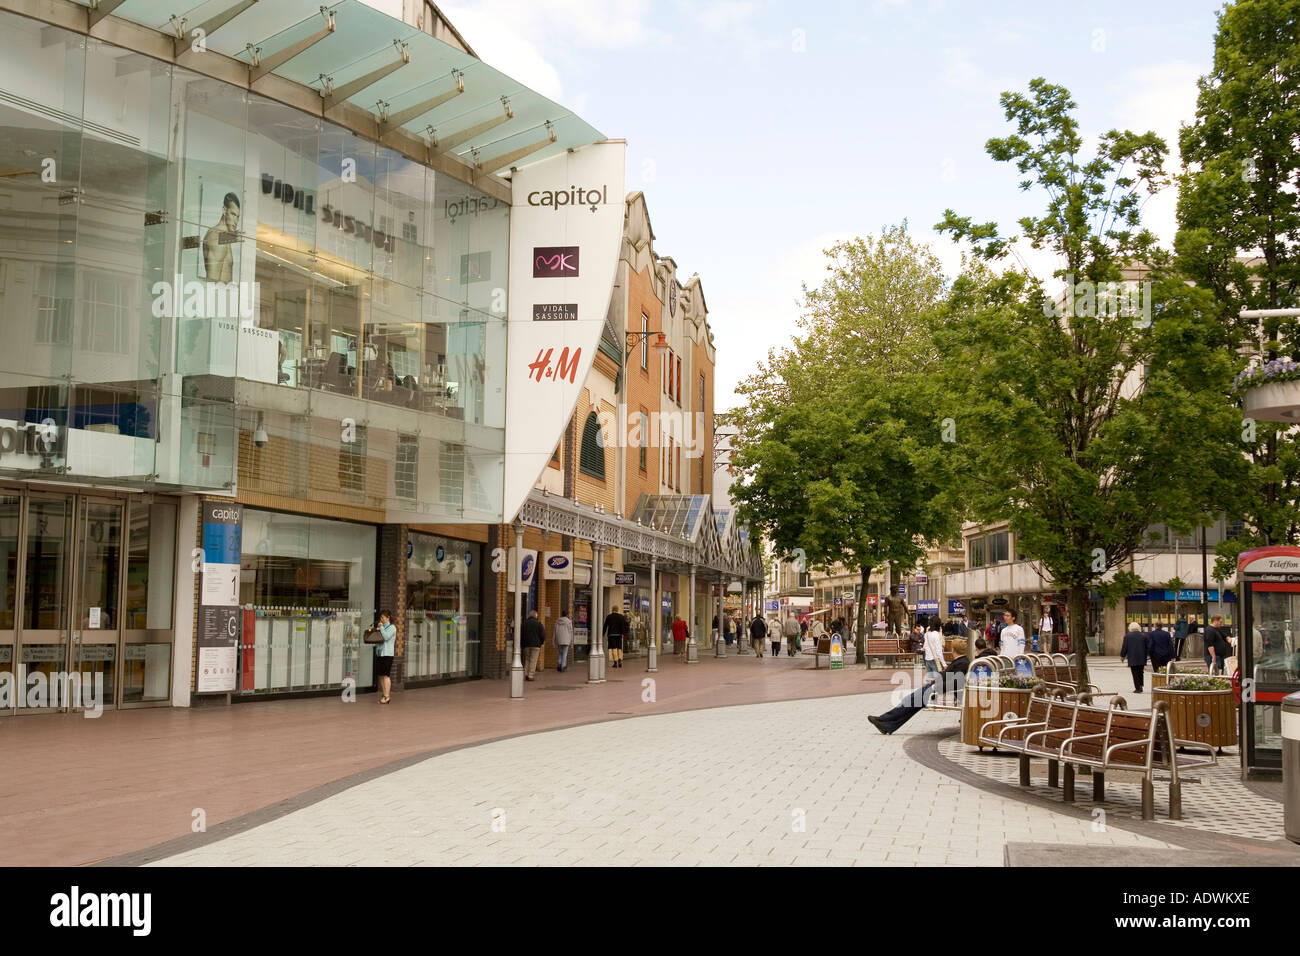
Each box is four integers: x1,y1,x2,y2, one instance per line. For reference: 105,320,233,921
73,0,604,174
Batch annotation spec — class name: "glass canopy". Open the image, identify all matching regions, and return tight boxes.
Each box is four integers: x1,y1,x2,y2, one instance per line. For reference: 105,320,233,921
69,0,604,173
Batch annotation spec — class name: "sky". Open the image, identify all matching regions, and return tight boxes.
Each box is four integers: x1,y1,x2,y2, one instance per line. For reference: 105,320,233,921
433,0,1229,410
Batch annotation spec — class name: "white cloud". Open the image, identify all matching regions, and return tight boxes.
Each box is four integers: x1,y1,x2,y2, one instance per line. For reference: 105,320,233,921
438,0,662,108
1111,60,1204,246
692,1,756,33
941,47,985,90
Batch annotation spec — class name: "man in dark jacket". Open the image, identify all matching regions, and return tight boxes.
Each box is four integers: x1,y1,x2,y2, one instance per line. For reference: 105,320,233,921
973,636,996,659
522,609,547,681
868,639,970,734
1205,615,1233,674
749,615,768,658
1148,622,1174,676
1173,615,1189,660
1120,623,1150,692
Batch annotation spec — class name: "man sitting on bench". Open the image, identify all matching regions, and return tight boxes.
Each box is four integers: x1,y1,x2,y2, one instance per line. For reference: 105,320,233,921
868,639,970,735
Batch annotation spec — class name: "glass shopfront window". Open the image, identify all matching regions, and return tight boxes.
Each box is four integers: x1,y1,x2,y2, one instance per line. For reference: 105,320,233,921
0,9,508,522
237,508,377,695
406,532,481,681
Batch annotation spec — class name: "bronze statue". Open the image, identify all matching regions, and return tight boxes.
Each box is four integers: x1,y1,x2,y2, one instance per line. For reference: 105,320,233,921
882,595,908,637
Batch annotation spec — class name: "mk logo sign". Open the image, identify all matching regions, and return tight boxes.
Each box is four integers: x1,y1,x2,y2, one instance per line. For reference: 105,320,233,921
533,246,579,278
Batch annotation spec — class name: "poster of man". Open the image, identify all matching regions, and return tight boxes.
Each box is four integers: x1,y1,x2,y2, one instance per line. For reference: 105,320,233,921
202,191,241,282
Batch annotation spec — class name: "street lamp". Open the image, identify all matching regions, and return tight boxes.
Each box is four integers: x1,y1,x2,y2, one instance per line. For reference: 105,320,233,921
625,329,669,359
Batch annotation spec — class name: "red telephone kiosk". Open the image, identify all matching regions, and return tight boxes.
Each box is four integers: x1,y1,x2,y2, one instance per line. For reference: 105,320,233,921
1236,547,1300,779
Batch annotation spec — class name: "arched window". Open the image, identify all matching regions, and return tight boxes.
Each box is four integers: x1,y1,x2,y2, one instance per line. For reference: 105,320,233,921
578,411,606,481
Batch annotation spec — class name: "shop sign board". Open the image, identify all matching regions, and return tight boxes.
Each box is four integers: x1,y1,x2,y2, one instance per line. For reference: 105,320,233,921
917,599,939,614
503,141,627,521
614,572,636,586
197,500,241,693
542,551,573,580
948,600,965,616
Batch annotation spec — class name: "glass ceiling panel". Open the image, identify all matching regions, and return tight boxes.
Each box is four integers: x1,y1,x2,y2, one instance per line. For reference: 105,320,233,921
89,0,603,174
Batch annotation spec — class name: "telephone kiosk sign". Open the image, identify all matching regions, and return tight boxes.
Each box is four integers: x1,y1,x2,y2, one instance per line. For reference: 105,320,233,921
1237,546,1300,778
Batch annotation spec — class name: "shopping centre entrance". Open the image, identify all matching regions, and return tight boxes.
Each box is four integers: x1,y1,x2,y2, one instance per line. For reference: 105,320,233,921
0,488,176,714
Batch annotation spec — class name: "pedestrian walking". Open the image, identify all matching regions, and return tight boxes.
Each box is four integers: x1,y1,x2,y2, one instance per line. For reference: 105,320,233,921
923,616,946,675
553,611,574,672
522,609,546,681
999,609,1026,657
369,609,397,703
671,614,688,656
1120,621,1150,692
782,615,800,655
868,639,970,734
603,608,628,669
749,614,768,657
1205,615,1232,674
1038,610,1055,652
1148,620,1174,676
1174,614,1189,660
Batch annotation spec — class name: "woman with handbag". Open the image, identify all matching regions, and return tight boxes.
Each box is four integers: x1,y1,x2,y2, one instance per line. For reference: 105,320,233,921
365,609,397,703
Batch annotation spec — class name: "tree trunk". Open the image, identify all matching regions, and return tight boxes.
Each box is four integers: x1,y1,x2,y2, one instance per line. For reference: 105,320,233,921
856,565,870,665
1068,584,1089,691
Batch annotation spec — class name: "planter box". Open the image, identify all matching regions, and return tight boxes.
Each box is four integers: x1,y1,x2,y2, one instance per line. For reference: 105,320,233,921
961,685,1033,748
1151,663,1208,691
1243,379,1300,423
1152,686,1238,749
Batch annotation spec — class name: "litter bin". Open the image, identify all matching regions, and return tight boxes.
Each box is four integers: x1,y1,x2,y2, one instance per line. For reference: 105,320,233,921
1286,692,1300,845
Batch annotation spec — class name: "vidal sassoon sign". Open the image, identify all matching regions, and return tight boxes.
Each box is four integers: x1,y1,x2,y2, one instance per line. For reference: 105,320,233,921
502,140,626,520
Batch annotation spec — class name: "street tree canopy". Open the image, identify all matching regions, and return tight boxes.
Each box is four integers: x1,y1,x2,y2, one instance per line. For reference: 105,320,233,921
935,78,1244,686
728,226,962,663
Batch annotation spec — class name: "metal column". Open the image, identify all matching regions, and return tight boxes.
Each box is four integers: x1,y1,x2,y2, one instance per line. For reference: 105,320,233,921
686,565,699,663
510,523,524,699
588,543,605,684
647,555,659,673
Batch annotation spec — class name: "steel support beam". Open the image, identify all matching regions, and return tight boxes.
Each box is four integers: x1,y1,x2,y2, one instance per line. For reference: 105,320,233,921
474,124,556,174
322,42,410,111
380,71,464,130
173,0,259,58
249,11,335,83
87,0,127,29
429,98,512,153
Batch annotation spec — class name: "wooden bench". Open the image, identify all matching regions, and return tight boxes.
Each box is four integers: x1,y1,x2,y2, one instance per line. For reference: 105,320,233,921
982,694,1215,819
1059,701,1216,819
865,638,915,668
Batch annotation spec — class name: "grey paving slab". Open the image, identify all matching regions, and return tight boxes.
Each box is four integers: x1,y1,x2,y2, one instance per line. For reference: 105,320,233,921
150,689,1176,866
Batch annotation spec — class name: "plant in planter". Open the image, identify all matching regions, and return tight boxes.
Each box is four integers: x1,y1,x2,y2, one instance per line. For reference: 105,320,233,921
999,674,1043,690
961,675,1039,747
1165,675,1231,692
1234,357,1300,394
1153,674,1237,752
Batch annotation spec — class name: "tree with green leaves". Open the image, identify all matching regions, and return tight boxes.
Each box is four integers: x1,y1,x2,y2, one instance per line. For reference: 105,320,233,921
935,78,1245,688
1176,0,1300,578
726,226,961,663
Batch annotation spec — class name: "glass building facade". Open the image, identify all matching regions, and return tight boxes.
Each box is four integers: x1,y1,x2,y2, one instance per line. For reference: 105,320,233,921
0,5,527,710
0,9,508,519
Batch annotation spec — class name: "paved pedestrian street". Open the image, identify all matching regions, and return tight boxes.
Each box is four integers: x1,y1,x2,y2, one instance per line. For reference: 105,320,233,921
148,691,1174,866
132,659,1295,867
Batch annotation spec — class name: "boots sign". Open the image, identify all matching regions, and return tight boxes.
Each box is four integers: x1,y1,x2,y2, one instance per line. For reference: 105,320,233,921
503,141,626,520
